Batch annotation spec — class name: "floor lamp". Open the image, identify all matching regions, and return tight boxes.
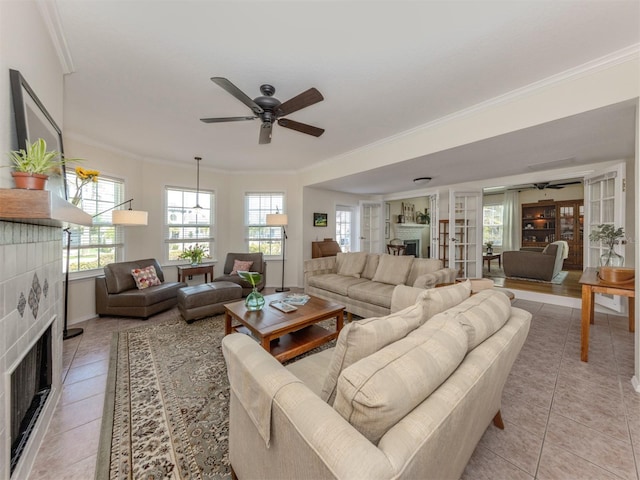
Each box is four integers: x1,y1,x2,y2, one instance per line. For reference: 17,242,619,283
266,211,289,292
63,199,148,340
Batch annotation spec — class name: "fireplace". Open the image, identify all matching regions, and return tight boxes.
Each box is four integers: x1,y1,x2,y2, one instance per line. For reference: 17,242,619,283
10,325,53,475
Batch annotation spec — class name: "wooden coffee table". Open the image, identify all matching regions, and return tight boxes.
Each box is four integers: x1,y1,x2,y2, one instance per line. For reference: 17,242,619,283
224,293,345,362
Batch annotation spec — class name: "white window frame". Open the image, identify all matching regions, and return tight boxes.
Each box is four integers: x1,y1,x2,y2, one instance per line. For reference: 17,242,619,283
245,192,285,257
165,186,215,262
335,205,354,252
64,171,125,274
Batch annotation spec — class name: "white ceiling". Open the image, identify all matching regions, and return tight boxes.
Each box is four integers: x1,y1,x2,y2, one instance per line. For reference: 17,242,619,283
56,1,639,194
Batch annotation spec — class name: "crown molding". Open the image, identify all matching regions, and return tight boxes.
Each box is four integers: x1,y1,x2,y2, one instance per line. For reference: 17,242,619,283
36,0,75,74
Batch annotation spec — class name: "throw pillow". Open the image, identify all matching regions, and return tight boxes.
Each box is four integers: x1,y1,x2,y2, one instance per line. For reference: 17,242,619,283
320,303,425,405
419,280,472,321
231,259,254,275
131,265,162,290
335,252,368,278
333,317,468,444
371,254,414,285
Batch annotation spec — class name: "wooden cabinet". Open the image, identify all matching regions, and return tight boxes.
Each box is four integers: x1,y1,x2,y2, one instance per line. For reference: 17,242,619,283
521,199,583,269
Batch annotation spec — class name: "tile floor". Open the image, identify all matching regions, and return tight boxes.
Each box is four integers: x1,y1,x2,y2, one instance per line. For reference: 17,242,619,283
28,297,639,479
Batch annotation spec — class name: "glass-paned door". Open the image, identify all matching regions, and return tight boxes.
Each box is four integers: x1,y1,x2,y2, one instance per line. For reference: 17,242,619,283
429,194,439,259
584,163,626,312
359,202,383,253
448,190,482,278
335,205,354,252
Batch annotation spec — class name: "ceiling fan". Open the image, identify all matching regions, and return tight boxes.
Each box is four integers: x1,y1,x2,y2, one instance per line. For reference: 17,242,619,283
200,77,325,144
510,180,583,191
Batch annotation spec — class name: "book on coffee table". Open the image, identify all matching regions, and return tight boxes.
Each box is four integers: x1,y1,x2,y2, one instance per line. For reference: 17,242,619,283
269,300,298,313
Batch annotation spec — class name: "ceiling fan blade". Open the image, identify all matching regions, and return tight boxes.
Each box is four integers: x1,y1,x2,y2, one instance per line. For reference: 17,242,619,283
277,119,324,137
200,116,256,123
211,77,264,115
259,122,273,144
277,87,324,117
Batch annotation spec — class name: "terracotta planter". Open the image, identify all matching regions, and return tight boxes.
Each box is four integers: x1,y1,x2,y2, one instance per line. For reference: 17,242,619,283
11,171,48,190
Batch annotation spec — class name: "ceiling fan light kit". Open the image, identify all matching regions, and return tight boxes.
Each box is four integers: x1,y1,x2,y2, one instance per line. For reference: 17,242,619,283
201,77,324,144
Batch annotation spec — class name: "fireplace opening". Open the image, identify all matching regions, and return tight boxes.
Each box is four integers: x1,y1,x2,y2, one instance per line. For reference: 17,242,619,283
10,325,52,475
404,239,420,257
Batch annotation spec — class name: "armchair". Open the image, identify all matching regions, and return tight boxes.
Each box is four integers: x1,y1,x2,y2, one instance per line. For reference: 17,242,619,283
213,252,266,295
502,241,568,282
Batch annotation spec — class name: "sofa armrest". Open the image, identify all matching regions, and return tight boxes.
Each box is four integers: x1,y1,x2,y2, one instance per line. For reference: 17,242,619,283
95,276,109,315
413,268,459,289
222,333,393,480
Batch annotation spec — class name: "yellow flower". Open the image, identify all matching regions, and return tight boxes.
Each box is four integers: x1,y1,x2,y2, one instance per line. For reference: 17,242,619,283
72,166,100,206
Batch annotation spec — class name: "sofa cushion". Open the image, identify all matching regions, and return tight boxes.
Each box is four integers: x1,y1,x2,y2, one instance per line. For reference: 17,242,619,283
336,252,368,278
444,289,512,350
307,273,368,296
406,258,444,287
333,317,468,444
371,254,414,285
346,281,395,309
321,303,425,404
420,280,472,321
230,259,254,274
106,282,184,307
131,265,162,289
224,253,264,274
361,254,380,280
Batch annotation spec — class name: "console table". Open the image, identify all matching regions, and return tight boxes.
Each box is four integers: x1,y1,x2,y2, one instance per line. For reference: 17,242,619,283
579,267,635,362
177,263,215,283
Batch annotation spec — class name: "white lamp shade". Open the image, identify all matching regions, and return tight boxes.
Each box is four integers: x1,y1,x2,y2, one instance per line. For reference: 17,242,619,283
266,213,288,226
112,209,148,226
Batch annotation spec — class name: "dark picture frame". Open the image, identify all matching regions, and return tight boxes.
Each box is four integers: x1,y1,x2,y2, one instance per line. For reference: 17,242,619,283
10,69,68,200
313,212,328,227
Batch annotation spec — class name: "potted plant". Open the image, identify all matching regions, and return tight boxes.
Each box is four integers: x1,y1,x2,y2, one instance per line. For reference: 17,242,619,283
6,138,78,190
588,224,625,267
178,243,210,266
485,241,494,255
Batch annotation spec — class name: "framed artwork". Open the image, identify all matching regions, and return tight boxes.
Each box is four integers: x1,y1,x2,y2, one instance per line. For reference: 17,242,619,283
385,202,390,221
385,222,390,239
10,69,68,200
313,212,328,227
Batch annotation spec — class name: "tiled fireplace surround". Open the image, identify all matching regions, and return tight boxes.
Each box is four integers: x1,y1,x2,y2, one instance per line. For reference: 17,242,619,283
0,220,64,479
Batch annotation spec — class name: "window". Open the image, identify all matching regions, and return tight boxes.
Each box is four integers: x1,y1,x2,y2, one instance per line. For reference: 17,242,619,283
245,192,284,256
483,204,503,246
64,171,124,272
335,205,354,252
165,187,215,261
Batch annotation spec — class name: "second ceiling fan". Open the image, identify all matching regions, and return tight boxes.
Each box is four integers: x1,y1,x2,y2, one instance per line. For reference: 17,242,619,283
201,77,325,144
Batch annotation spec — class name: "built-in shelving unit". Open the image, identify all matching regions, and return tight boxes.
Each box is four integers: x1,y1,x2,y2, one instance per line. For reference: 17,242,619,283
0,189,92,226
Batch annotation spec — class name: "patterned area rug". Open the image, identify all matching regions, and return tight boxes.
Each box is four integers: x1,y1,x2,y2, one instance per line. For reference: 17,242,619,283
97,316,232,479
97,314,337,480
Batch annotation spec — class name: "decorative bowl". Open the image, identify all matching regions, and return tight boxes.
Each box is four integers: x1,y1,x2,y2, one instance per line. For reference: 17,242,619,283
598,267,635,286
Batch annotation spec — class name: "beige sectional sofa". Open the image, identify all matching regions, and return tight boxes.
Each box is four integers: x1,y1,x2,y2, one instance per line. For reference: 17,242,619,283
304,252,458,319
222,283,531,479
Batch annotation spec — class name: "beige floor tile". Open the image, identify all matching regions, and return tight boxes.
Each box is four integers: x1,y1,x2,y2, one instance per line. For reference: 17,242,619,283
48,393,105,435
477,422,543,475
462,445,533,480
29,454,97,480
544,412,636,479
501,390,550,438
63,359,110,385
536,442,622,480
60,374,107,406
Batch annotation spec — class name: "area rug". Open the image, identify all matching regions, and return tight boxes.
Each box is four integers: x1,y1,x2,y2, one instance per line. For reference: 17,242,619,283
97,314,337,480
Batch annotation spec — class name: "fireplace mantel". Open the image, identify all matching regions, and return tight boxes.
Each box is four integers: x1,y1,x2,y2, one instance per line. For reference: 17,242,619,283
396,223,429,229
0,189,92,226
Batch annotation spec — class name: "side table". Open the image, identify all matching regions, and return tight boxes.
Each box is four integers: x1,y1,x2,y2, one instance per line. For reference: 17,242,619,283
177,263,215,283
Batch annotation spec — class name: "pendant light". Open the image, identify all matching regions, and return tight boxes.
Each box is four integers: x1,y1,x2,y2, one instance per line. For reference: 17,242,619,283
194,156,202,209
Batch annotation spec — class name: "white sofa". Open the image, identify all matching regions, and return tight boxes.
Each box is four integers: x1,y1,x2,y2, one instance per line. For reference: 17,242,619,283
222,283,531,480
304,252,458,319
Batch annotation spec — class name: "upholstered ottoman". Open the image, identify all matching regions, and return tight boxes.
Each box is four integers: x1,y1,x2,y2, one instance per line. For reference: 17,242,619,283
177,282,242,323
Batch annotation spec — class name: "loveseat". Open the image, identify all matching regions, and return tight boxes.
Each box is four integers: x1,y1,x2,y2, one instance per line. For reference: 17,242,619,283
222,283,531,479
502,240,568,282
304,252,458,319
95,258,186,318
